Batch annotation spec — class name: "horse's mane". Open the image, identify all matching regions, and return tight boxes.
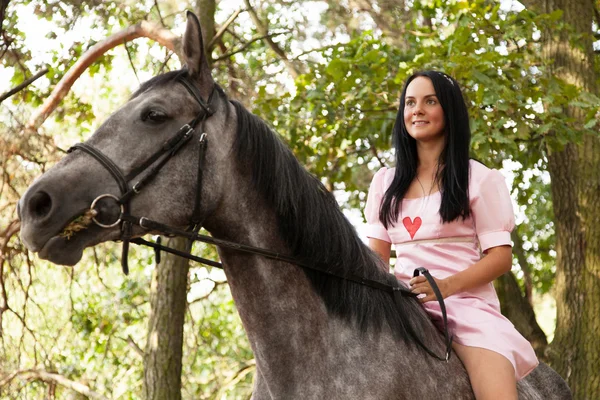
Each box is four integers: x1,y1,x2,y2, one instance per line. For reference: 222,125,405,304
230,100,436,342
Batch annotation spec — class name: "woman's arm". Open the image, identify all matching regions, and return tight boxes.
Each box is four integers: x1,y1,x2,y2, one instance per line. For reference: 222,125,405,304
409,245,512,302
368,238,392,273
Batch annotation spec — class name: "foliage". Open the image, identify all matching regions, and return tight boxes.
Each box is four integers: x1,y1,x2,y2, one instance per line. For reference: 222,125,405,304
0,244,149,399
251,0,598,291
184,279,254,399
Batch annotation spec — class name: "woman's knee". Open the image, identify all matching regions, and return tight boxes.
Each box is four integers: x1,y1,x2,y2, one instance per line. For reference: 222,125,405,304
452,343,517,400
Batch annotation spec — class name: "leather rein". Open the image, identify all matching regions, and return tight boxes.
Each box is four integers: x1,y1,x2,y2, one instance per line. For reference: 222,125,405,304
67,75,453,362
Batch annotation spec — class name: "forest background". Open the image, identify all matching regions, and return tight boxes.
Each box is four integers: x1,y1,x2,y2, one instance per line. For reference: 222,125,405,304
0,0,599,399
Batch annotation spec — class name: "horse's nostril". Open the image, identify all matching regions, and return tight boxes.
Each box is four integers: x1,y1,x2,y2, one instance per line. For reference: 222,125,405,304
28,191,53,219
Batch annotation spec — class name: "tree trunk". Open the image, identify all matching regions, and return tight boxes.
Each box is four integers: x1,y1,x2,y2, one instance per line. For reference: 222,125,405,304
494,272,548,358
143,237,190,400
511,229,534,304
142,4,216,397
547,143,600,398
197,0,216,57
520,0,600,397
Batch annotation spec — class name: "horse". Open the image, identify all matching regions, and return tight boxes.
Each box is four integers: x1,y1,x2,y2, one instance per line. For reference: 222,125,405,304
18,11,572,399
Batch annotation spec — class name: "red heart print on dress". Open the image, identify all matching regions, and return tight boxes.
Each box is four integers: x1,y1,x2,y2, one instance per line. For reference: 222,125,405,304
402,216,422,239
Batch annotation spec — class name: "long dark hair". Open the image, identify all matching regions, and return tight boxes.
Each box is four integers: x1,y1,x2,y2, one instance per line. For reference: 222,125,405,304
379,70,471,227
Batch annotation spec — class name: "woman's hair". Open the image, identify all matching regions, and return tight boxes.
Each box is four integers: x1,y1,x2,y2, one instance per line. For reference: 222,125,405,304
379,70,471,227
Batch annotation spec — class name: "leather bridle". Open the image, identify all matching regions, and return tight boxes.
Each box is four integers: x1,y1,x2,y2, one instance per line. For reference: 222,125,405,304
67,74,453,362
68,75,215,275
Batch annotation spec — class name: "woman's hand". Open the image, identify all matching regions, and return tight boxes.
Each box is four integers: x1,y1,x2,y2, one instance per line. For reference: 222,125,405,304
409,275,454,303
408,246,512,303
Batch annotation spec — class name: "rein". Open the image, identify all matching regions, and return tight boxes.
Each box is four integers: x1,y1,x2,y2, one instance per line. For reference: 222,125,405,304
128,218,453,362
68,74,453,362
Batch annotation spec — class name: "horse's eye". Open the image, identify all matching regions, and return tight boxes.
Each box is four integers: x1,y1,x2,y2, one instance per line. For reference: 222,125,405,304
142,109,168,124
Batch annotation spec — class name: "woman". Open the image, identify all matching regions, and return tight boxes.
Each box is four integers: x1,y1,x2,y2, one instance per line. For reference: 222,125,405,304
365,70,538,399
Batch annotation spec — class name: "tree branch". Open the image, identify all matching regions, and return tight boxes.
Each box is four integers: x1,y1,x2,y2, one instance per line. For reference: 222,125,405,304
124,40,140,84
292,44,339,60
23,20,180,133
0,219,20,336
369,142,386,169
0,0,9,38
0,68,48,104
214,359,256,398
349,0,410,48
197,0,216,59
511,229,533,304
213,30,291,63
207,8,243,50
117,335,145,358
216,39,241,96
243,0,300,78
153,0,166,27
0,369,108,400
188,280,227,304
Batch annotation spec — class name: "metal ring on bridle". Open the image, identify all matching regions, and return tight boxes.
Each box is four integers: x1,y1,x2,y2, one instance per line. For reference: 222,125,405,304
90,194,124,228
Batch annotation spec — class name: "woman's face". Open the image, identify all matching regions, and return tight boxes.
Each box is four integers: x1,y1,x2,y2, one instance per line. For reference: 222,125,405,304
403,76,446,143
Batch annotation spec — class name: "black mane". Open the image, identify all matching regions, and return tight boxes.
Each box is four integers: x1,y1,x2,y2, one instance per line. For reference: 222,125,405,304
230,101,436,343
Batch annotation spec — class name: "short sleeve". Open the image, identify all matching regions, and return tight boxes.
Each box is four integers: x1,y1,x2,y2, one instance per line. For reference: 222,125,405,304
364,167,392,243
471,169,515,252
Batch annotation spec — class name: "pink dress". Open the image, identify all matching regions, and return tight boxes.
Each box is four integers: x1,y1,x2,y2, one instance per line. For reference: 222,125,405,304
364,160,538,380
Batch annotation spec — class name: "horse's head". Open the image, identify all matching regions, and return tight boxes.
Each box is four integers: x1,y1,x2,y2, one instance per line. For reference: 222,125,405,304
18,12,235,266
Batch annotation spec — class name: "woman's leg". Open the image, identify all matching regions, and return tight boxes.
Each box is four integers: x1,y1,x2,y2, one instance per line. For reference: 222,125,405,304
452,342,518,400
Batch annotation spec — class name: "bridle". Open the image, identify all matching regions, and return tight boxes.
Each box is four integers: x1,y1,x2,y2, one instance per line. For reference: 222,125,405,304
68,74,215,275
67,74,453,362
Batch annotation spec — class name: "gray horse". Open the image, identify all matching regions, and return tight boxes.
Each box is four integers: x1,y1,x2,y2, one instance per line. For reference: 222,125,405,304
18,12,571,399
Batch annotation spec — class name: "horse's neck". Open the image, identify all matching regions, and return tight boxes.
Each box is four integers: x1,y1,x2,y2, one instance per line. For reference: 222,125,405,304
214,224,331,364
218,250,389,395
209,214,403,397
205,194,471,398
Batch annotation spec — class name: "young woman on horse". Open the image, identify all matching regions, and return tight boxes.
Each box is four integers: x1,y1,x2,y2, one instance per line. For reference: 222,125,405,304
365,70,538,399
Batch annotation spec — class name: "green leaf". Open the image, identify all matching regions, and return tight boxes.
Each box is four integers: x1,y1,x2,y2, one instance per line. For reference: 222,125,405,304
325,58,347,81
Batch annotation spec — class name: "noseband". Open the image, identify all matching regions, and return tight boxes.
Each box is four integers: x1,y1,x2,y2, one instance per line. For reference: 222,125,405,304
67,75,453,362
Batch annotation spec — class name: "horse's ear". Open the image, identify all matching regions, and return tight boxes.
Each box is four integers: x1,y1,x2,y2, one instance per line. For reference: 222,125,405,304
182,11,211,80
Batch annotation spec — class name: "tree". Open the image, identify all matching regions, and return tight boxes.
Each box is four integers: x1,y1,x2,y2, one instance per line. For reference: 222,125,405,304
517,0,600,397
143,237,189,400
